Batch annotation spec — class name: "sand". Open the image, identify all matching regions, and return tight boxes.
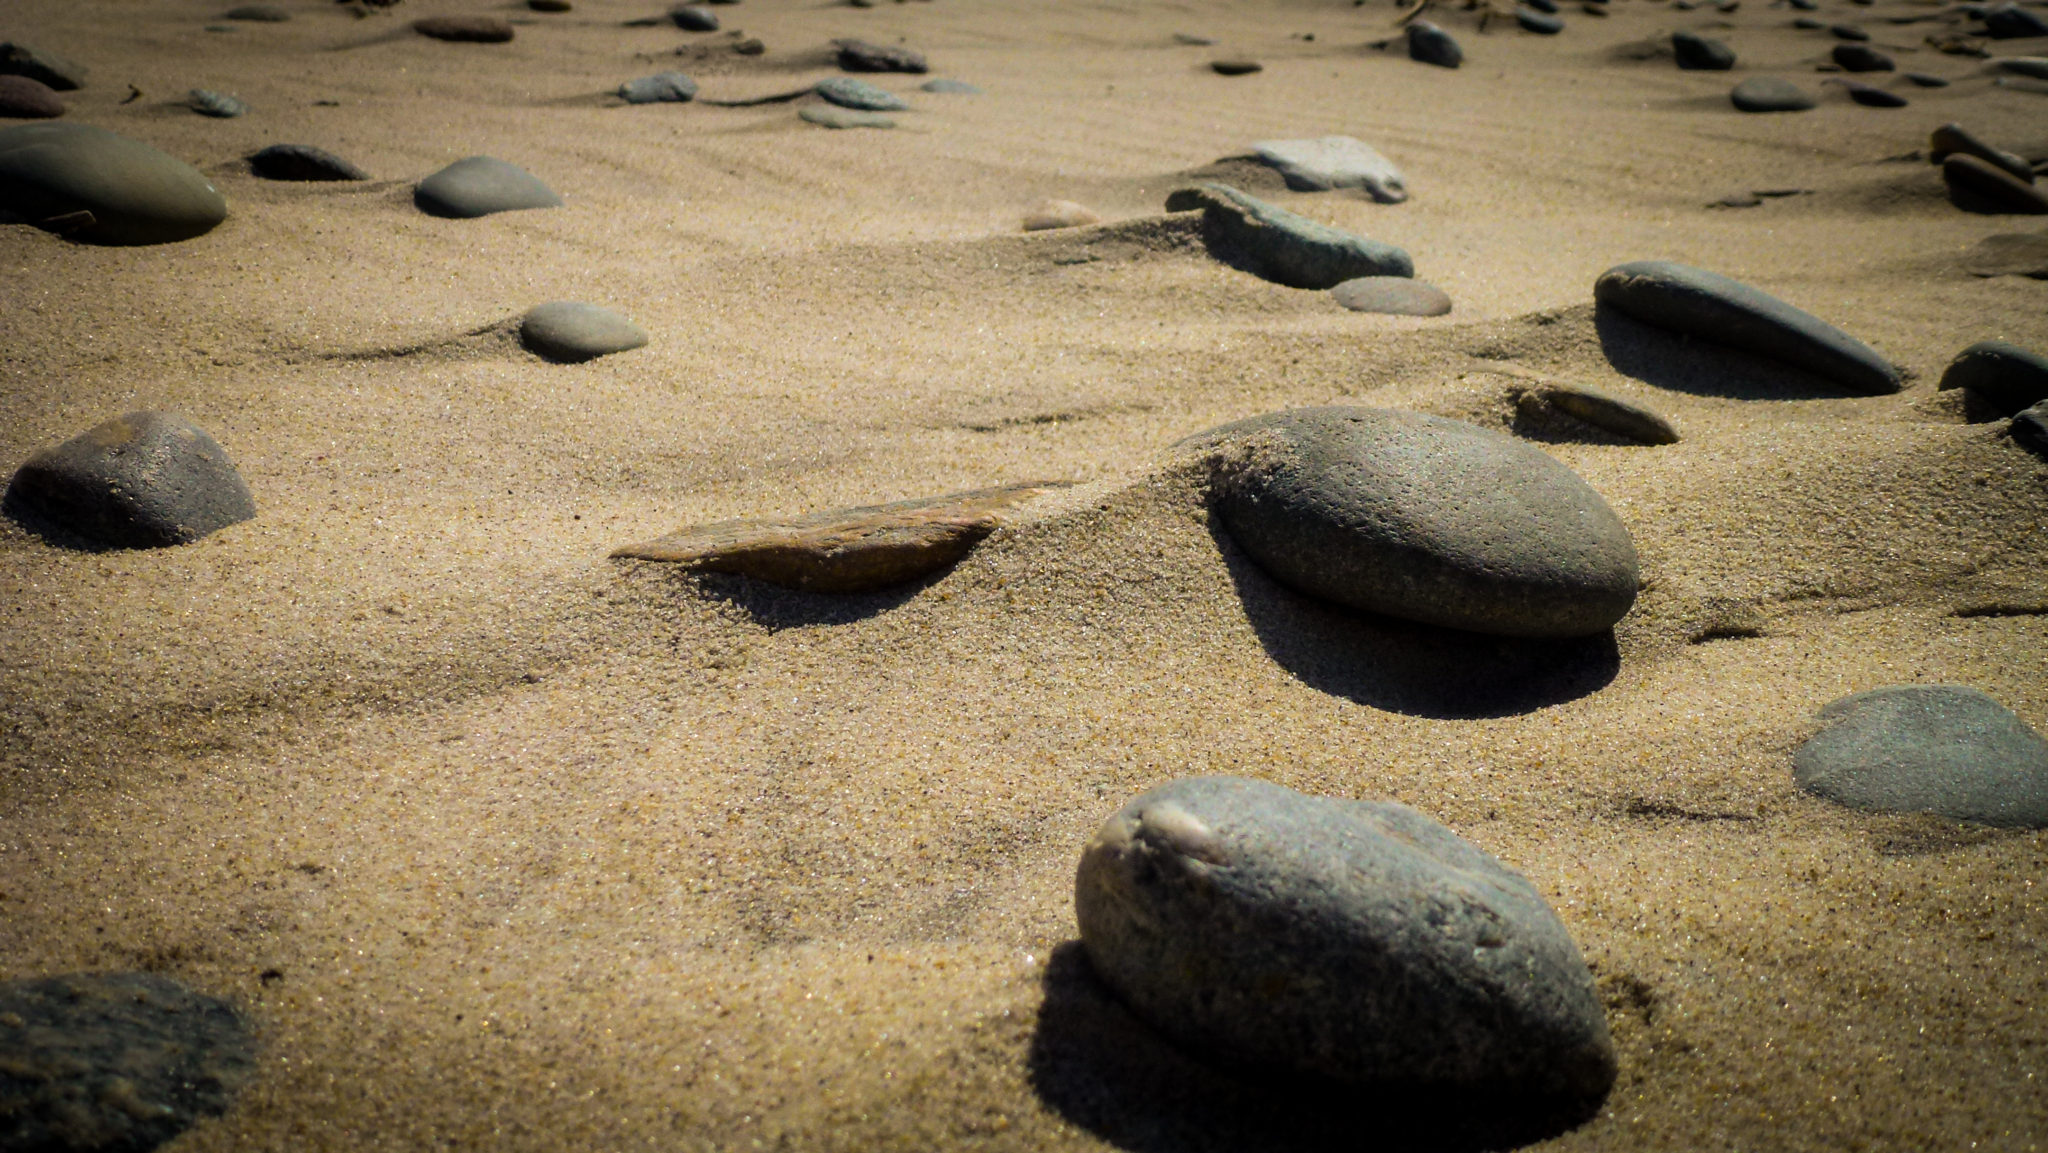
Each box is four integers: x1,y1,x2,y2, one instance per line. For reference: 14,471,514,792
3,0,2047,1148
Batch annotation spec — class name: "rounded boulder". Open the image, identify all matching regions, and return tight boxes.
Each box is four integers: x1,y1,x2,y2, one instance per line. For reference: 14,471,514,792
0,122,226,244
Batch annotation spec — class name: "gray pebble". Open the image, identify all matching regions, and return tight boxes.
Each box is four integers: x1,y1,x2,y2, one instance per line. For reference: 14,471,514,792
1406,20,1463,68
1165,181,1412,289
1518,8,1566,33
619,71,699,103
1986,56,2048,80
1731,75,1816,111
414,155,561,218
187,88,247,118
669,4,719,31
815,76,905,110
1938,339,2048,415
1837,78,1906,106
1673,30,1735,70
799,105,895,129
0,75,64,119
223,4,291,19
4,411,256,548
411,16,515,42
1251,135,1407,202
1832,43,1894,71
0,122,226,245
520,301,649,363
1829,22,1868,39
249,143,368,180
1794,686,2048,827
834,37,927,73
1903,71,1949,87
920,78,980,94
1210,58,1263,75
1984,2,2048,38
0,42,87,91
1330,275,1450,315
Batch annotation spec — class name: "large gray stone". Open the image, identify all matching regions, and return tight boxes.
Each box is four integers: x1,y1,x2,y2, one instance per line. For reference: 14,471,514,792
1793,686,2048,827
1184,406,1639,637
1929,122,2033,182
1075,776,1616,1103
1943,154,2048,214
412,15,515,41
0,123,226,245
1730,76,1815,112
4,411,257,549
1251,135,1407,202
619,72,698,104
520,301,648,363
1594,260,1902,395
815,76,906,111
414,156,561,218
0,42,86,91
1938,339,2048,415
1165,182,1412,289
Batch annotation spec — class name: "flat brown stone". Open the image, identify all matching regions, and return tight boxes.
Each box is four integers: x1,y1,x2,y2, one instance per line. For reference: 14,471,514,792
611,482,1064,592
413,16,515,42
1964,228,2048,277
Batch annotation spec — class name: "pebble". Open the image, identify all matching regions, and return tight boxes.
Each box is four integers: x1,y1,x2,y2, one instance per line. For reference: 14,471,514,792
1330,275,1452,315
669,4,719,31
2014,400,2048,455
0,42,86,91
1074,777,1618,1103
1829,22,1869,39
1962,229,2048,277
1984,2,2048,38
1519,8,1566,32
799,105,894,129
1731,75,1816,110
187,88,247,118
619,71,699,103
1931,122,2034,182
815,76,905,110
1251,135,1407,202
1838,78,1906,105
1943,154,2048,213
1406,21,1463,68
833,38,928,73
1673,30,1736,70
1594,260,1902,394
1583,2,1609,16
520,301,649,363
223,4,291,19
1521,384,1680,444
1210,58,1262,75
412,16,515,42
414,155,562,218
1794,686,2048,827
1793,16,1824,29
530,0,573,10
1183,406,1640,636
1173,33,1218,46
1526,0,1558,14
4,411,256,547
249,143,367,180
1165,181,1413,288
0,75,64,118
1987,56,2048,80
1938,339,2048,414
1021,198,1103,231
611,483,1061,591
1903,71,1950,86
0,972,256,1152
1832,43,1894,71
0,123,227,244
920,78,980,93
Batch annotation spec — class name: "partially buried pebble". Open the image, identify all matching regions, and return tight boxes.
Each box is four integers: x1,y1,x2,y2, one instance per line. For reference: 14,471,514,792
1930,122,2033,182
815,76,905,111
1165,181,1412,289
187,88,247,118
799,105,894,129
0,75,65,118
1942,154,2048,214
1673,30,1735,70
619,71,698,103
412,16,515,42
519,301,649,363
1938,339,2048,415
414,156,561,218
1406,20,1462,67
1519,383,1681,444
1021,198,1102,231
249,143,368,181
0,122,227,244
4,411,256,548
1794,686,2048,827
1730,75,1816,111
1330,275,1451,315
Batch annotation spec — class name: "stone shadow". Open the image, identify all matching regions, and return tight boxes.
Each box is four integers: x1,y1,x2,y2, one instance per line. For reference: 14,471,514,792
1593,302,1859,400
674,567,938,630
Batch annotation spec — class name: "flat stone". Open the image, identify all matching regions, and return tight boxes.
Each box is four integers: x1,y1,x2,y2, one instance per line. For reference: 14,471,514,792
1210,58,1262,75
1519,8,1566,33
669,4,718,31
1330,275,1451,315
611,483,1061,592
0,123,227,245
1838,78,1906,105
188,88,247,118
833,38,928,73
1407,21,1463,68
0,43,86,91
1673,30,1735,70
1183,406,1639,636
1832,43,1893,71
1731,75,1816,111
1527,0,1559,15
1830,22,1869,39
223,4,291,19
0,75,64,119
815,76,905,110
1594,260,1902,395
1944,154,2048,213
1583,3,1609,16
1521,384,1680,444
920,78,980,94
414,155,561,218
1932,124,2034,182
530,0,573,11
1963,228,2048,276
0,972,256,1153
1173,32,1218,46
2013,400,2048,456
1793,17,1825,29
4,411,256,548
249,143,367,181
412,16,515,42
619,71,699,103
520,301,649,363
1794,686,2048,827
1022,198,1102,231
1938,339,2048,414
799,105,895,129
1987,56,2048,80
1075,776,1617,1103
1251,135,1407,202
1904,71,1950,86
1994,75,2048,95
1984,2,2048,38
1165,181,1413,289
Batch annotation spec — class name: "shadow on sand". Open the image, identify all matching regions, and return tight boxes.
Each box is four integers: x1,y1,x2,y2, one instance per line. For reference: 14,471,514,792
1593,302,1861,400
676,568,940,629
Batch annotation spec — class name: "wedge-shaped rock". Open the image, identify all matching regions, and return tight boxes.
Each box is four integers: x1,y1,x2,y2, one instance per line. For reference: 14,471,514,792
611,483,1061,592
1963,229,2048,277
0,123,225,244
1594,260,1902,395
4,411,256,548
1794,686,2048,827
1251,136,1408,202
1165,181,1412,289
1938,339,2048,415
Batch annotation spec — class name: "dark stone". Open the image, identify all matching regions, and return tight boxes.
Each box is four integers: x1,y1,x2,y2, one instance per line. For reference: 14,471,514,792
1938,339,2048,415
1794,686,2048,827
1173,33,1218,46
223,4,291,19
1829,22,1869,40
833,38,928,73
1182,406,1640,637
1839,78,1906,105
530,0,573,11
1518,8,1565,32
2013,400,2048,455
1582,2,1609,16
669,4,719,30
1210,58,1263,75
1165,181,1413,289
0,75,64,119
1594,260,1902,394
0,972,257,1152
0,43,87,91
414,155,561,218
1988,57,2048,80
1793,17,1825,29
1903,71,1950,86
799,105,894,128
1930,122,2034,182
0,123,227,245
1944,154,2048,213
1521,384,1681,444
187,88,247,118
815,75,905,110
1984,2,2048,38
1330,276,1452,316
1075,776,1616,1105
1673,30,1735,69
1731,75,1815,110
249,143,367,180
618,71,699,103
1407,21,1463,67
520,301,649,363
4,411,256,548
411,16,515,42
920,78,980,93
1963,229,2048,277
1526,0,1559,14
1832,43,1893,71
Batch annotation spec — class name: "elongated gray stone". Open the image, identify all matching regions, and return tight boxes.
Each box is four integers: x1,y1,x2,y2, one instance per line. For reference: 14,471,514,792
188,88,247,118
619,71,698,103
1330,275,1450,315
520,301,648,363
834,38,927,73
1165,181,1412,289
1076,777,1616,1103
1930,122,2034,182
1183,406,1639,637
4,411,256,548
799,105,894,129
0,43,86,91
2014,400,2048,455
0,123,226,244
414,155,561,218
815,76,905,111
1252,135,1407,202
1594,260,1901,394
1938,339,2048,414
1964,229,2048,277
1524,384,1680,444
1944,154,2048,213
1731,76,1815,111
1794,686,2048,827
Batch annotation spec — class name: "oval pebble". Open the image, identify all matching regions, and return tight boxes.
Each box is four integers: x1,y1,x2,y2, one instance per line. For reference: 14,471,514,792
1794,686,2048,827
0,42,86,91
1518,8,1565,33
414,155,561,218
1673,30,1735,70
412,16,515,42
920,78,981,94
619,71,699,103
669,4,719,31
1938,339,2048,415
1330,275,1451,315
1210,58,1262,75
520,301,649,363
1528,384,1680,444
0,74,64,118
1731,75,1816,111
249,143,368,181
815,76,905,111
834,37,927,73
1930,122,2034,182
799,105,894,129
1832,43,1894,71
0,122,226,244
1943,154,2048,214
1837,78,1905,106
1406,21,1463,67
188,88,247,118
4,411,256,548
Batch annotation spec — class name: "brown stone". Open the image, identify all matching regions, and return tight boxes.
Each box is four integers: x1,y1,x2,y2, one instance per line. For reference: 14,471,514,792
412,16,515,42
0,75,63,119
1518,384,1680,445
1963,229,2048,277
1944,153,2048,214
610,483,1064,592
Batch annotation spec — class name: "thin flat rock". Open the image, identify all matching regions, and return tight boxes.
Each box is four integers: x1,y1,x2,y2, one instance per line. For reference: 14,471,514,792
0,122,227,244
920,78,980,94
0,75,64,118
619,71,698,103
1943,154,2048,213
610,483,1063,592
1594,260,1902,394
520,300,648,363
414,155,561,218
1963,228,2048,277
833,38,927,73
249,143,367,180
1794,686,2048,827
799,105,895,129
412,16,515,42
4,410,256,548
0,42,86,91
1210,59,1262,75
187,88,247,118
1930,122,2034,182
1164,181,1413,289
1731,75,1816,111
1837,79,1906,106
1330,275,1450,315
1986,56,2048,80
815,76,905,110
1938,339,2048,414
1251,135,1407,202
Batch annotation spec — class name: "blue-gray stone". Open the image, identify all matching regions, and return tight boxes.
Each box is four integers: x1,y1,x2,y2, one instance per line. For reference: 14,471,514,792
188,88,247,118
520,301,649,363
1938,340,2048,415
1406,21,1462,67
1164,181,1413,288
920,78,980,94
414,155,561,218
619,71,698,103
816,76,906,111
4,411,256,548
1518,8,1565,33
0,123,226,244
1673,30,1735,69
1794,686,2048,827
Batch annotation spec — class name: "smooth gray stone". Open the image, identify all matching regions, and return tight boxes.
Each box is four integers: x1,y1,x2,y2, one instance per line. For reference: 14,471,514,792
1963,229,2048,277
833,38,928,73
1528,384,1681,444
223,4,291,19
0,75,65,119
249,143,368,181
1930,122,2034,181
1984,2,2048,38
0,42,86,91
1832,43,1893,71
520,301,649,363
619,71,699,103
1731,75,1816,111
1184,406,1639,636
1830,22,1869,39
1165,181,1413,289
4,411,256,548
1251,135,1407,202
920,78,980,94
0,123,226,244
188,88,247,118
815,76,906,111
1076,777,1617,1101
414,155,561,218
1794,686,2048,827
1173,32,1218,45
1407,21,1463,67
1903,71,1949,87
1594,260,1901,394
0,972,256,1153
1938,339,2048,414
2013,400,2048,455
1330,275,1450,315
1518,8,1565,33
1673,30,1735,70
1987,56,2048,80
1944,154,2048,213
799,105,894,129
669,4,718,30
1839,79,1906,106
1793,16,1825,29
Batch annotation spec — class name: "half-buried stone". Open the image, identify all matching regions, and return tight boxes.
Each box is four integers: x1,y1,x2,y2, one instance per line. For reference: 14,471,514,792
1406,21,1463,67
1517,383,1681,444
1673,30,1735,69
1518,8,1566,34
1836,78,1905,107
0,75,64,118
2012,400,2048,456
1251,135,1406,202
1330,275,1451,315
815,76,905,111
0,972,257,1153
834,38,928,73
1963,228,2048,277
1165,182,1412,289
1938,339,2048,415
520,301,648,363
414,156,561,218
187,88,247,118
0,42,86,91
1930,122,2033,182
800,105,894,129
1075,777,1617,1110
1183,406,1639,637
1943,154,2048,214
1793,686,2048,827
4,411,256,548
1594,260,1902,395
412,16,515,42
1731,76,1816,111
619,71,699,104
669,4,718,31
1831,43,1893,71
0,123,226,244
1021,198,1102,231
249,143,369,181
